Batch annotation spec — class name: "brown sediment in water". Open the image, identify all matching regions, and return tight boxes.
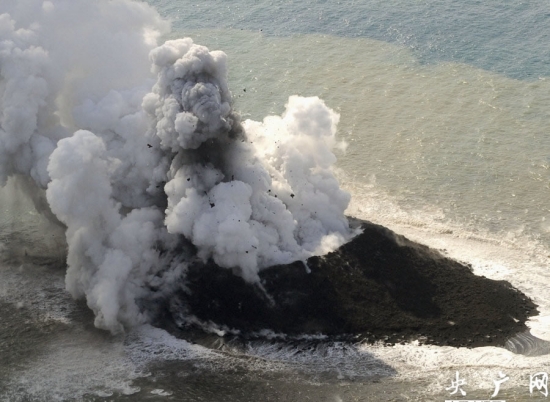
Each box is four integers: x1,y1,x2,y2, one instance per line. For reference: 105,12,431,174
164,219,538,348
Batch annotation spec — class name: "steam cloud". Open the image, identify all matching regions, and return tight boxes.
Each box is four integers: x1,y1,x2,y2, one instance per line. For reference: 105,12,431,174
0,0,353,333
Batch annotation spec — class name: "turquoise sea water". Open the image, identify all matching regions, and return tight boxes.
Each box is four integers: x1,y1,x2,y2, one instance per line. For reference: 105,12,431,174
150,0,550,80
2,1,550,401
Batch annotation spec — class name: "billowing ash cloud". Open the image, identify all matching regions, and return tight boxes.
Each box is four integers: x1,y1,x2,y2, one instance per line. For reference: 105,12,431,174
0,0,353,333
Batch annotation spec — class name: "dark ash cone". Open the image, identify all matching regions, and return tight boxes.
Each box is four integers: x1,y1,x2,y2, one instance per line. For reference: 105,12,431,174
164,219,538,348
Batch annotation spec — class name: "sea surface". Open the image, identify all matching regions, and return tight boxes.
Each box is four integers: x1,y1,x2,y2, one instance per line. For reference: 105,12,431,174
2,0,550,401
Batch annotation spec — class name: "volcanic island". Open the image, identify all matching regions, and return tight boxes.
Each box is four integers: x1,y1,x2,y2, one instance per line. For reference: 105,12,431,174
160,218,538,349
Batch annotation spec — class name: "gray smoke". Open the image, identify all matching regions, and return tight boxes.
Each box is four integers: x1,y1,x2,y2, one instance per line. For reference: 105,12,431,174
0,0,354,333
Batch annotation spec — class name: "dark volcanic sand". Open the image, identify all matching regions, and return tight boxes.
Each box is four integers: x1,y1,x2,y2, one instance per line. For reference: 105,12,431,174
163,219,538,348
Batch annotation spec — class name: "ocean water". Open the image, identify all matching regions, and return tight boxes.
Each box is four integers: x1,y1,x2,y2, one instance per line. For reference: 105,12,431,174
1,0,550,401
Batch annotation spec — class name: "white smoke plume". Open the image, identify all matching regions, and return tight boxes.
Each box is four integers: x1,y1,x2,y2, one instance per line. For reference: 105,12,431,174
0,0,353,333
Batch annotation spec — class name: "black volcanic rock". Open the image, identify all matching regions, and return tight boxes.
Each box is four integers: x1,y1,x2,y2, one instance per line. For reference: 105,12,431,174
164,219,538,348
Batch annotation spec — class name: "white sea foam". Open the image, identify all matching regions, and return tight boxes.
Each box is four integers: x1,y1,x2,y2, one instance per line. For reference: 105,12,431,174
3,323,216,401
